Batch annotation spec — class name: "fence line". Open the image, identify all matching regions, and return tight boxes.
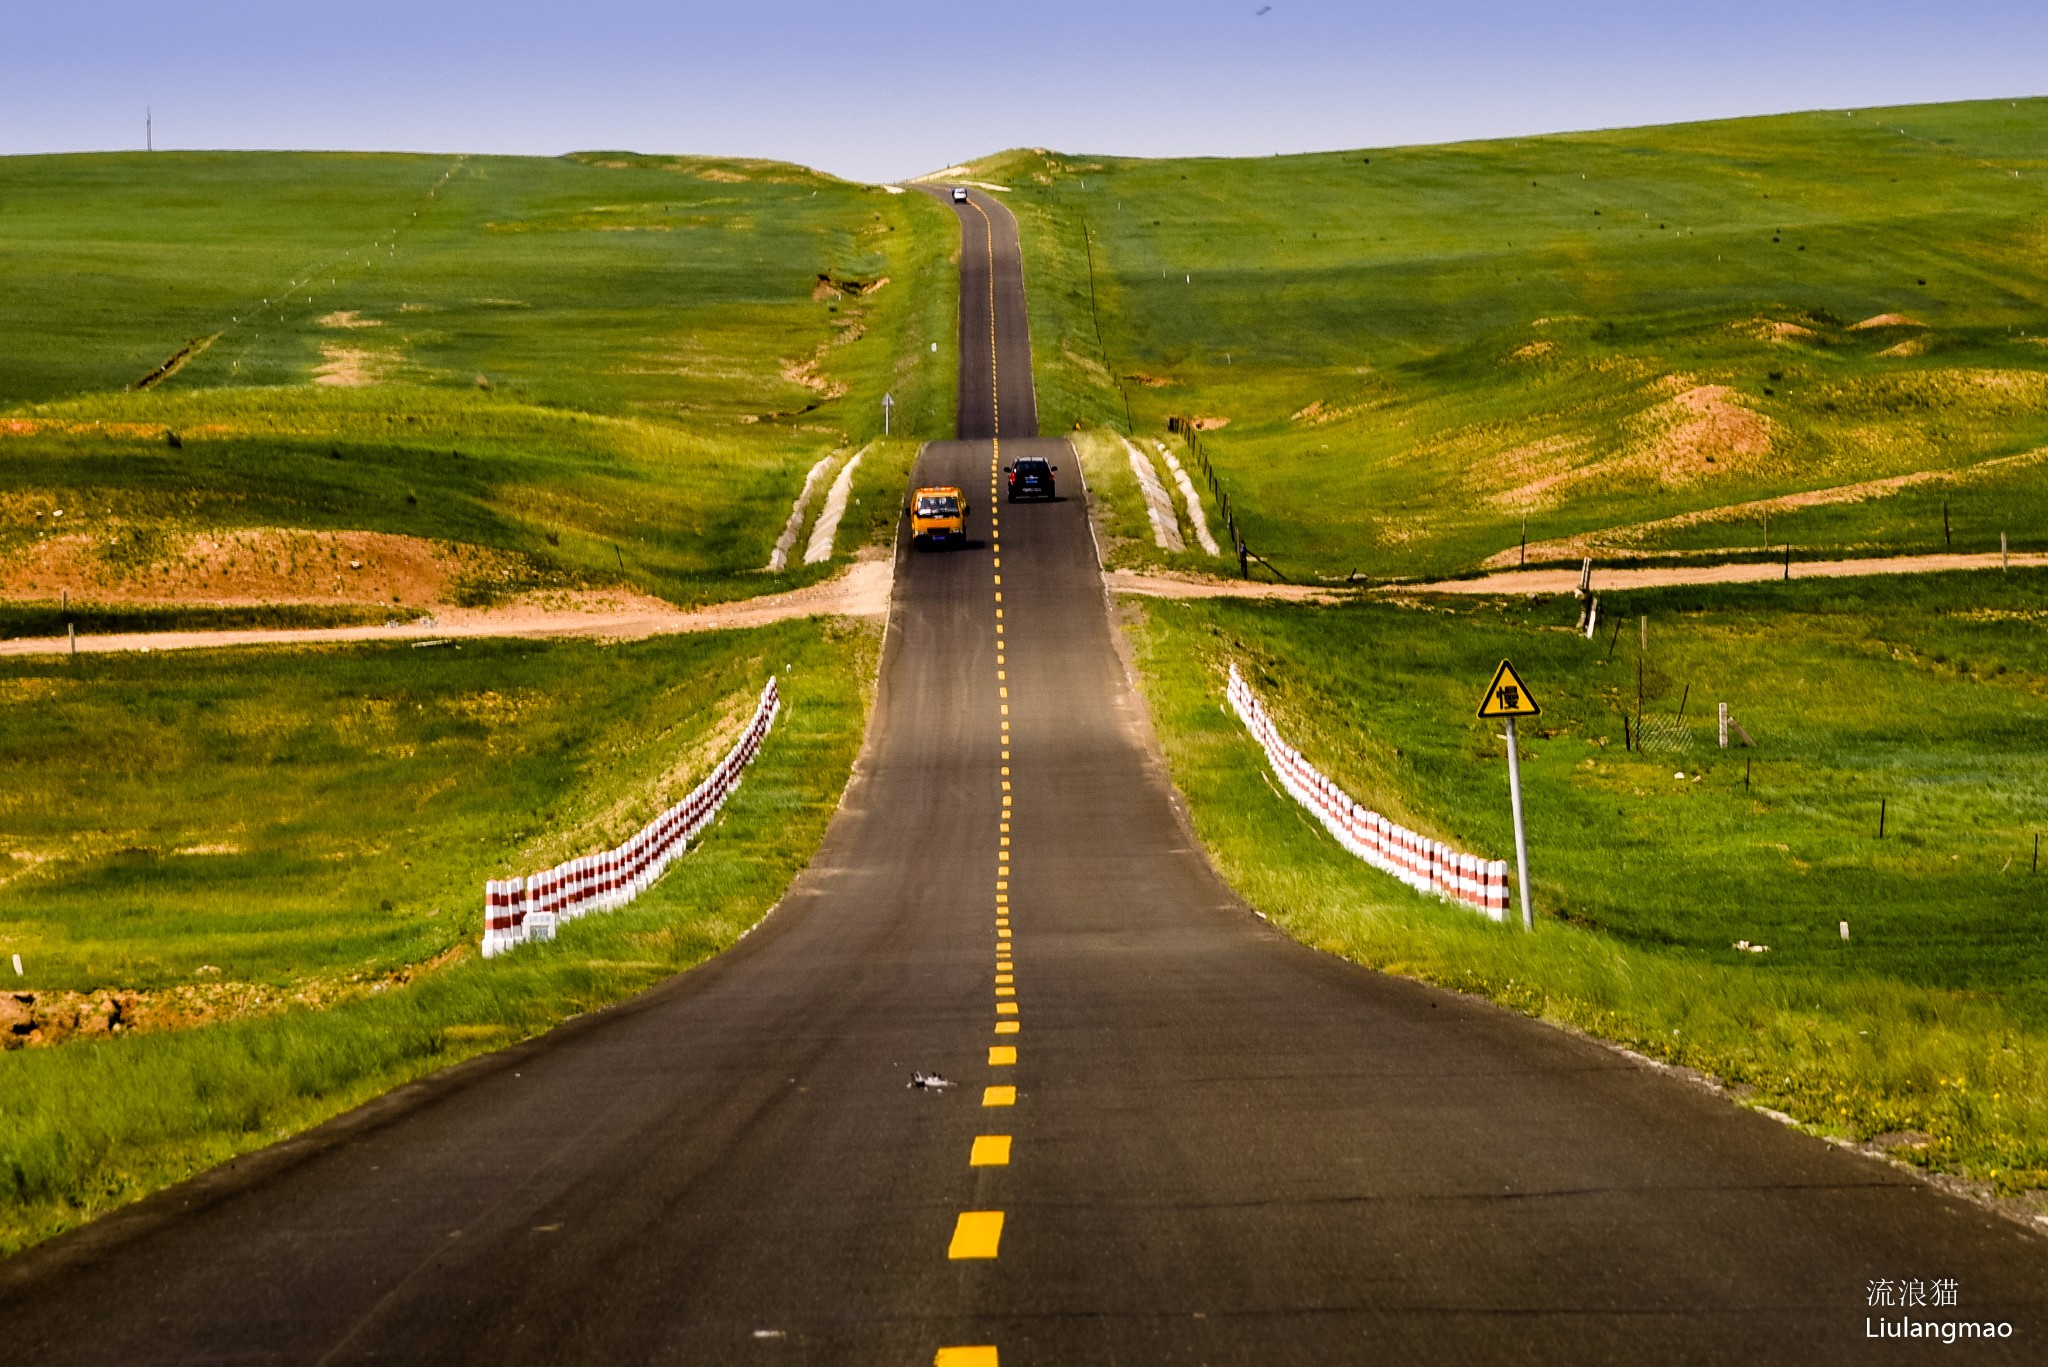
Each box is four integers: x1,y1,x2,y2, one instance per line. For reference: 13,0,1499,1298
482,677,781,957
1227,664,1509,921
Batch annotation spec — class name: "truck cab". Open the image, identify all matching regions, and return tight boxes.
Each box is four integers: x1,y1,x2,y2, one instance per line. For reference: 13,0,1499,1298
909,486,968,548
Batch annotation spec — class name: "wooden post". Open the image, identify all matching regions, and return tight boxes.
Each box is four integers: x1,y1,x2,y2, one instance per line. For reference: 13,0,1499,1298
1878,796,1887,839
2002,531,2009,569
1784,544,1791,580
1944,499,1951,550
1640,614,1647,653
1520,515,1527,566
1745,757,1751,790
1719,702,1729,749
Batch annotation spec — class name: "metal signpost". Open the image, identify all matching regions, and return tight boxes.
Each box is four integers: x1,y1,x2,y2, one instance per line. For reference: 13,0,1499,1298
882,391,895,436
1476,659,1542,931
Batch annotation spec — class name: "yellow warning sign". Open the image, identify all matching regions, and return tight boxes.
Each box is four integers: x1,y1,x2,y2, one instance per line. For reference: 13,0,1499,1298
1476,659,1541,719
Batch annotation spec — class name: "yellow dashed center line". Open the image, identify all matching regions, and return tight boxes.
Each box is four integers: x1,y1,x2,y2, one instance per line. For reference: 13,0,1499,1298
936,1347,999,1367
948,1210,1005,1260
982,1085,1015,1107
970,1135,1013,1167
989,1044,1017,1064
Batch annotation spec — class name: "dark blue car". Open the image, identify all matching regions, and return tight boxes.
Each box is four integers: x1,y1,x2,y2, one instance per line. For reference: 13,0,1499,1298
1005,456,1056,502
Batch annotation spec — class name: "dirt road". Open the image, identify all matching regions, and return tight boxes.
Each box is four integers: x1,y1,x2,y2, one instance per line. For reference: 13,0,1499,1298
1413,548,2048,596
0,558,893,657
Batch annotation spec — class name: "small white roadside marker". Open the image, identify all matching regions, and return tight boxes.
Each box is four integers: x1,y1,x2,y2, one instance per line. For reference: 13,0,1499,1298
11,953,21,976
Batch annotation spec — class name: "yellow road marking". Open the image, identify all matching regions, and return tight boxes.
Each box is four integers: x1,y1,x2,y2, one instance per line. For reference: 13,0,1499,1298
994,1021,1019,1035
996,1001,1018,1014
982,1085,1015,1106
996,986,1016,997
970,1134,1012,1166
993,557,1001,568
994,592,1002,603
935,1347,999,1367
947,1210,1004,1259
989,1044,1017,1064
1000,705,1009,716
996,973,1013,984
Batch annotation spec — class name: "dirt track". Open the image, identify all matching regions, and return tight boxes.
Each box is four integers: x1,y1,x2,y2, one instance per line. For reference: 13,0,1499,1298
0,557,893,657
1412,548,2048,595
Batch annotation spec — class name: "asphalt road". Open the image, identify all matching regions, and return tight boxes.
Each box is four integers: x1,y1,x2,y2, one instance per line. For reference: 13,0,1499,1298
5,189,2046,1366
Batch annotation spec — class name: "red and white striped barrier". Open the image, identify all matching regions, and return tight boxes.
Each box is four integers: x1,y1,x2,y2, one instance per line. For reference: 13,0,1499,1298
1227,664,1509,921
482,676,782,957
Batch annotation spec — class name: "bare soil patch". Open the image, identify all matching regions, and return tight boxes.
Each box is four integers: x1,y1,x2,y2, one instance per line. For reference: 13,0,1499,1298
1852,313,1925,330
2,945,469,1050
313,346,391,387
0,527,540,608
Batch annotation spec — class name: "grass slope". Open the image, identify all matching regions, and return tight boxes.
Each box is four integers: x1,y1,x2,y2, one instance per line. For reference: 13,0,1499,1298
0,152,956,606
0,617,877,1251
984,97,2048,579
1129,572,2048,1200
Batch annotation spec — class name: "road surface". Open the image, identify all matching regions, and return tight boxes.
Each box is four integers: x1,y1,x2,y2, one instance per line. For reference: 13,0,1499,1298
4,188,2044,1366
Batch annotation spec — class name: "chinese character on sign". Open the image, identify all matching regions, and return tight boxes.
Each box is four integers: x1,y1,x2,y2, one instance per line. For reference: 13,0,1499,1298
1933,1278,1959,1308
1903,1279,1928,1308
1867,1279,1895,1307
1498,686,1519,710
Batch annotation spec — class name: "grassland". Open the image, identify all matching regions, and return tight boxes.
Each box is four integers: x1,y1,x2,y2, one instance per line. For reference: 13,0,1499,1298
0,618,878,1250
0,151,955,609
980,98,2048,581
1128,570,2048,1201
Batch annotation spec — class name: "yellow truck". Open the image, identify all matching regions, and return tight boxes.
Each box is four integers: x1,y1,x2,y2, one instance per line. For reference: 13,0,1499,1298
909,485,969,548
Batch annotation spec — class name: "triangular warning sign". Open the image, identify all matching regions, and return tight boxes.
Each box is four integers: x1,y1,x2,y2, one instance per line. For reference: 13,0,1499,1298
1476,659,1541,719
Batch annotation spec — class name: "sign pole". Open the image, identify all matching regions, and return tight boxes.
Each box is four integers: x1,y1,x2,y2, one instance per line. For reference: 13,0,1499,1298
1475,657,1541,932
1504,715,1532,931
882,391,894,437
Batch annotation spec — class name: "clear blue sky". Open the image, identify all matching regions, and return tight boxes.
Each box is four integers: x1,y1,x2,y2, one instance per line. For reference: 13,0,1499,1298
7,1,2045,181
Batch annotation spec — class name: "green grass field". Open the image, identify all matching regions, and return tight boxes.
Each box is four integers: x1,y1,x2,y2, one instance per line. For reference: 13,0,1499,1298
0,617,878,1250
0,152,955,608
1127,570,2048,1200
983,98,2048,580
